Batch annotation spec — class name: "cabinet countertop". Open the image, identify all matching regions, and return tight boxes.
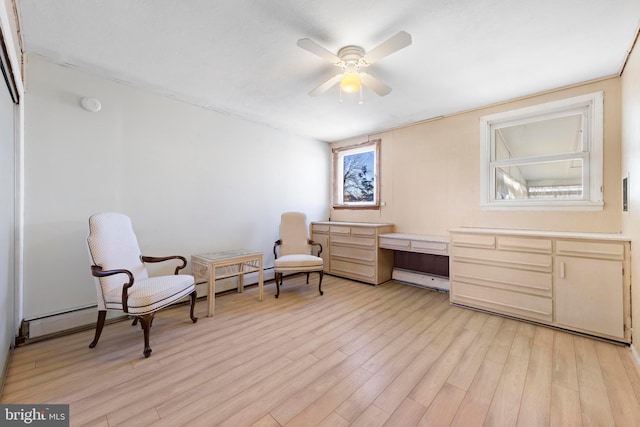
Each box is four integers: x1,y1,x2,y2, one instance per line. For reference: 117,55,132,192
312,221,394,227
380,233,449,243
450,227,630,241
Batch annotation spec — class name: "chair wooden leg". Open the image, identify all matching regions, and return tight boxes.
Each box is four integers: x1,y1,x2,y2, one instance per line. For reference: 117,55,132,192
275,272,281,298
139,313,155,358
89,310,107,349
318,271,324,296
189,290,198,323
306,272,310,284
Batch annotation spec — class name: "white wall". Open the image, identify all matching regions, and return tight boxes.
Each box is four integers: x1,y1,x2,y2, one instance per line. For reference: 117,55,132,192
0,0,22,391
621,35,640,354
22,55,330,320
0,57,15,383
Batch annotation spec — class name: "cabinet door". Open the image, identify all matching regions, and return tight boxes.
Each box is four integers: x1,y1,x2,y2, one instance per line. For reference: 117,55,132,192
555,256,624,339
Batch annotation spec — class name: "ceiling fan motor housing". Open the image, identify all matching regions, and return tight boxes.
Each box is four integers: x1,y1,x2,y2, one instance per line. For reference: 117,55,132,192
338,45,366,71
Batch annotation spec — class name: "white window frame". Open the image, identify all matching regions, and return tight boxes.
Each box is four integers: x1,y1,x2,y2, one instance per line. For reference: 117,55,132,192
480,92,604,211
333,139,380,209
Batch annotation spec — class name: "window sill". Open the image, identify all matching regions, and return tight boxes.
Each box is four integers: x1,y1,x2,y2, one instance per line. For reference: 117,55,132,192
333,204,381,210
480,200,604,211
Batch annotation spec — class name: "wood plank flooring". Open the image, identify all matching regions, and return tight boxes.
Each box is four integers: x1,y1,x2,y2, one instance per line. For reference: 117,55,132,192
2,275,640,426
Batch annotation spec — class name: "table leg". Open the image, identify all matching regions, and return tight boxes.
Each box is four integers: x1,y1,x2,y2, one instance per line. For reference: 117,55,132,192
237,263,244,293
258,255,264,301
207,264,216,317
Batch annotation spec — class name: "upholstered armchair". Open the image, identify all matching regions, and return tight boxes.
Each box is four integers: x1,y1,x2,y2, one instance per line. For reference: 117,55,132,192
273,212,324,298
87,212,197,358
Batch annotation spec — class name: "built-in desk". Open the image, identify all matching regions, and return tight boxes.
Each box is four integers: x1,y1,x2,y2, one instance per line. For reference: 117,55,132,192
311,221,394,284
379,233,449,255
379,233,450,291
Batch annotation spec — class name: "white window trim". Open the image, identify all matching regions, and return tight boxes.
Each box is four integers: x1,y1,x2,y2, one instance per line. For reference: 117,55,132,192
333,139,380,209
480,92,604,211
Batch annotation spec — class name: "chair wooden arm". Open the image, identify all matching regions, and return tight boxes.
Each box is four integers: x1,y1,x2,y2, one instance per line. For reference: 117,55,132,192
140,255,187,275
308,239,323,257
274,239,322,258
273,240,282,259
91,265,134,312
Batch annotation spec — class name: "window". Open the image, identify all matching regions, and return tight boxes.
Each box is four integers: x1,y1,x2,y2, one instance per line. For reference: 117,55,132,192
480,92,603,210
333,139,380,209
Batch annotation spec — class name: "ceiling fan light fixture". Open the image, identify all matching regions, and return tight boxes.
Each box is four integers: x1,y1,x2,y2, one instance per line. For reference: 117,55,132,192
298,31,411,100
340,72,361,94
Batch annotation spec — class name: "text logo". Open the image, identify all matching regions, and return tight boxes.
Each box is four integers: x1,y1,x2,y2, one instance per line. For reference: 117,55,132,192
1,405,69,426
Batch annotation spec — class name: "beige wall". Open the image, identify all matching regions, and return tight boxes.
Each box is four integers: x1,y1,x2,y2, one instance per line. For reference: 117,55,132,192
621,36,640,353
331,78,622,237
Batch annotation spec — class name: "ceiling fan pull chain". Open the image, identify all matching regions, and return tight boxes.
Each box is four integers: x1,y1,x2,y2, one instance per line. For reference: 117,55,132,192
359,84,364,105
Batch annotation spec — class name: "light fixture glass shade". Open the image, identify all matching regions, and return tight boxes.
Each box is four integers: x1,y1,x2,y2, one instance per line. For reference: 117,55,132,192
340,73,361,93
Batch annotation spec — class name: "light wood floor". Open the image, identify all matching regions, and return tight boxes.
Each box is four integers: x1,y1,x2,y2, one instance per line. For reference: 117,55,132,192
2,275,640,426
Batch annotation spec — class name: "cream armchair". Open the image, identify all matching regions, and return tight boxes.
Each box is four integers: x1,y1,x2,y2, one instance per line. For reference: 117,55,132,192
87,212,197,358
273,212,324,298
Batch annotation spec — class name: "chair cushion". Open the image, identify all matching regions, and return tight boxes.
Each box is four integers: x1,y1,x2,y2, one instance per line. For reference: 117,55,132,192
103,274,195,315
274,254,323,273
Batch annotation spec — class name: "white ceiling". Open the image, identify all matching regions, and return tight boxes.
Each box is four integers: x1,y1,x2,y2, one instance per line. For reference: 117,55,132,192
16,0,640,142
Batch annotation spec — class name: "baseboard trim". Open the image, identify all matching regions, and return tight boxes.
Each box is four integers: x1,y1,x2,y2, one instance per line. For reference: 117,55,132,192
17,270,277,346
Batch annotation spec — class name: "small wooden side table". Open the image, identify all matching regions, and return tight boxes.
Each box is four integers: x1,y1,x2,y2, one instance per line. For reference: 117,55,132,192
191,249,264,316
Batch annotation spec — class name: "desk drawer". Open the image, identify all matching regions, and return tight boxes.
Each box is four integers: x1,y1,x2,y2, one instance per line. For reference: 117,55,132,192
330,225,351,235
379,236,448,255
556,240,624,260
331,245,376,263
331,234,376,249
312,224,330,233
379,237,410,251
351,227,376,237
451,281,552,323
452,261,552,297
451,233,496,249
497,236,552,253
331,259,376,281
451,246,552,272
412,240,448,254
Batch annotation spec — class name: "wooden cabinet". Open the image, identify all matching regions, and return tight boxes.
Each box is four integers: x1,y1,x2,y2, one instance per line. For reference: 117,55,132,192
311,221,394,285
310,223,330,271
450,232,553,324
449,228,630,343
554,240,626,340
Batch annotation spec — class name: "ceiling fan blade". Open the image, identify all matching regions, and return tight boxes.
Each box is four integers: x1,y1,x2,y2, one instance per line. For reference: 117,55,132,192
362,31,412,64
361,73,392,96
309,73,343,96
297,38,341,63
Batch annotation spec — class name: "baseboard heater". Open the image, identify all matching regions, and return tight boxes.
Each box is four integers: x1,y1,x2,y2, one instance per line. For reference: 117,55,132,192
18,268,275,344
392,268,449,292
18,305,125,345
392,250,450,292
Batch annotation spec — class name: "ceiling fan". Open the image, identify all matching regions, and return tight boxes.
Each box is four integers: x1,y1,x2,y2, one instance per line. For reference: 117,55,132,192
297,31,412,102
